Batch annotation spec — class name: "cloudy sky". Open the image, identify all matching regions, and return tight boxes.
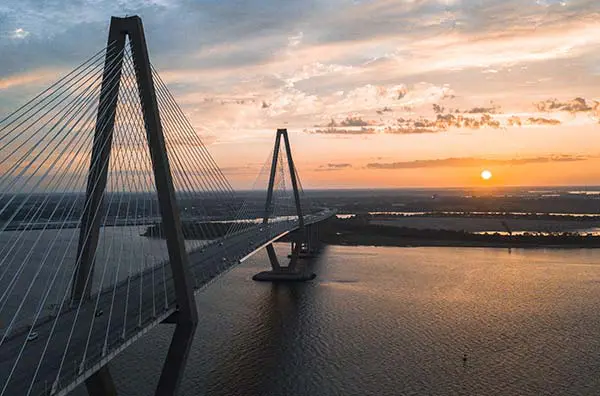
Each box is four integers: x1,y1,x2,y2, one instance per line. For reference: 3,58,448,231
1,0,600,189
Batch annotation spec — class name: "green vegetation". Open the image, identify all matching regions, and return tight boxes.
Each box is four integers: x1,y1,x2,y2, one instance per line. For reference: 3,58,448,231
321,218,600,248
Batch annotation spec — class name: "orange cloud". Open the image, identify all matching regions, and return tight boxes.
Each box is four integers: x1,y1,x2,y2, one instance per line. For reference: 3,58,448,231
534,97,600,115
307,127,376,135
315,163,353,171
526,117,561,126
366,155,589,170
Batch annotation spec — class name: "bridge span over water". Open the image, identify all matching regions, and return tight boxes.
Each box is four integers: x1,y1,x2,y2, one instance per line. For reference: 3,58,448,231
0,16,334,396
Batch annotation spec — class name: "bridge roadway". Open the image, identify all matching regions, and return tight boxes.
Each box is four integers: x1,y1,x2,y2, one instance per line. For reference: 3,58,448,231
0,209,334,396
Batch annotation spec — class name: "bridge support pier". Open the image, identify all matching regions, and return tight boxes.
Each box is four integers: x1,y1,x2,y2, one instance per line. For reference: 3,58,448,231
155,323,196,395
252,240,316,282
85,366,117,396
296,223,322,259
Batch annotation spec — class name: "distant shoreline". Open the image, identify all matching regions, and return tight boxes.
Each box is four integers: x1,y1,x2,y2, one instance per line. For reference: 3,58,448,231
323,238,600,249
318,218,600,249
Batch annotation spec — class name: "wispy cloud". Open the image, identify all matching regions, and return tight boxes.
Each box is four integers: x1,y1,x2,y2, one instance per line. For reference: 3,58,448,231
306,111,505,135
433,104,500,114
315,163,353,171
307,127,376,135
10,28,29,39
535,97,600,115
0,69,60,90
326,163,352,168
366,155,589,170
526,117,562,126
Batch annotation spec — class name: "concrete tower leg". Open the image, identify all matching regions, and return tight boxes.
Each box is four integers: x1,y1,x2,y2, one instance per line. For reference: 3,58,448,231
266,244,282,270
126,16,199,396
71,17,126,306
71,16,127,395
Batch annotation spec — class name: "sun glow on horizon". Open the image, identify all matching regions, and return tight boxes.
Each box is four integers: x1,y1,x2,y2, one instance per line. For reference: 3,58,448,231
481,169,493,180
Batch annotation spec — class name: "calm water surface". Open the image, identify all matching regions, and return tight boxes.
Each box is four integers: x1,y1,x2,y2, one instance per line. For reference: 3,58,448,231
70,245,600,396
0,226,205,329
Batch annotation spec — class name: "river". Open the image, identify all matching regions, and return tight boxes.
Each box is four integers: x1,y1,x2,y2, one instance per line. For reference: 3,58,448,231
63,244,600,396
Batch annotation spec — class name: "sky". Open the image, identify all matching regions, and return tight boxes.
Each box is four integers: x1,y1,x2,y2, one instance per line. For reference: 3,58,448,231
1,0,600,189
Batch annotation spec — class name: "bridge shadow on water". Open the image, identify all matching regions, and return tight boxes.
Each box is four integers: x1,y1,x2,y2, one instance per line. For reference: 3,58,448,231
205,285,305,395
197,251,328,396
68,245,330,396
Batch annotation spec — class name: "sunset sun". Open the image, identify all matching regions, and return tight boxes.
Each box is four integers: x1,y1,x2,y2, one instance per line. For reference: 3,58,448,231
481,170,492,180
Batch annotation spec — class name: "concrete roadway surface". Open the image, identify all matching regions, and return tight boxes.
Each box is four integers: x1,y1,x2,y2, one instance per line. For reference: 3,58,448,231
0,210,333,396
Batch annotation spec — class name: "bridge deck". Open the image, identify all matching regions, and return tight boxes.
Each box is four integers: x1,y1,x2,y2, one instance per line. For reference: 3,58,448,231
0,210,333,396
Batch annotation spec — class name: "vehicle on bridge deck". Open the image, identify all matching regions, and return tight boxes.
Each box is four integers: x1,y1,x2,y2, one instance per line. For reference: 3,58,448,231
27,332,39,342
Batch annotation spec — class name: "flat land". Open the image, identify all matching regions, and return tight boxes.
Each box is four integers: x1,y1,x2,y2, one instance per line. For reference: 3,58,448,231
370,216,598,233
319,217,600,249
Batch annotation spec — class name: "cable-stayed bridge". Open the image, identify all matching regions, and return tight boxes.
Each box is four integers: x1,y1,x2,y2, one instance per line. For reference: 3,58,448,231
0,16,334,396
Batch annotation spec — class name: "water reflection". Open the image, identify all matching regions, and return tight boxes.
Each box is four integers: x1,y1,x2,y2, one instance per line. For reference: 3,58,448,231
202,284,304,395
71,245,600,396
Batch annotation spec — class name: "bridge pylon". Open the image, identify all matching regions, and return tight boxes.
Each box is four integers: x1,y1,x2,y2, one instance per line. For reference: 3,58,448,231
69,16,197,396
253,128,317,282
